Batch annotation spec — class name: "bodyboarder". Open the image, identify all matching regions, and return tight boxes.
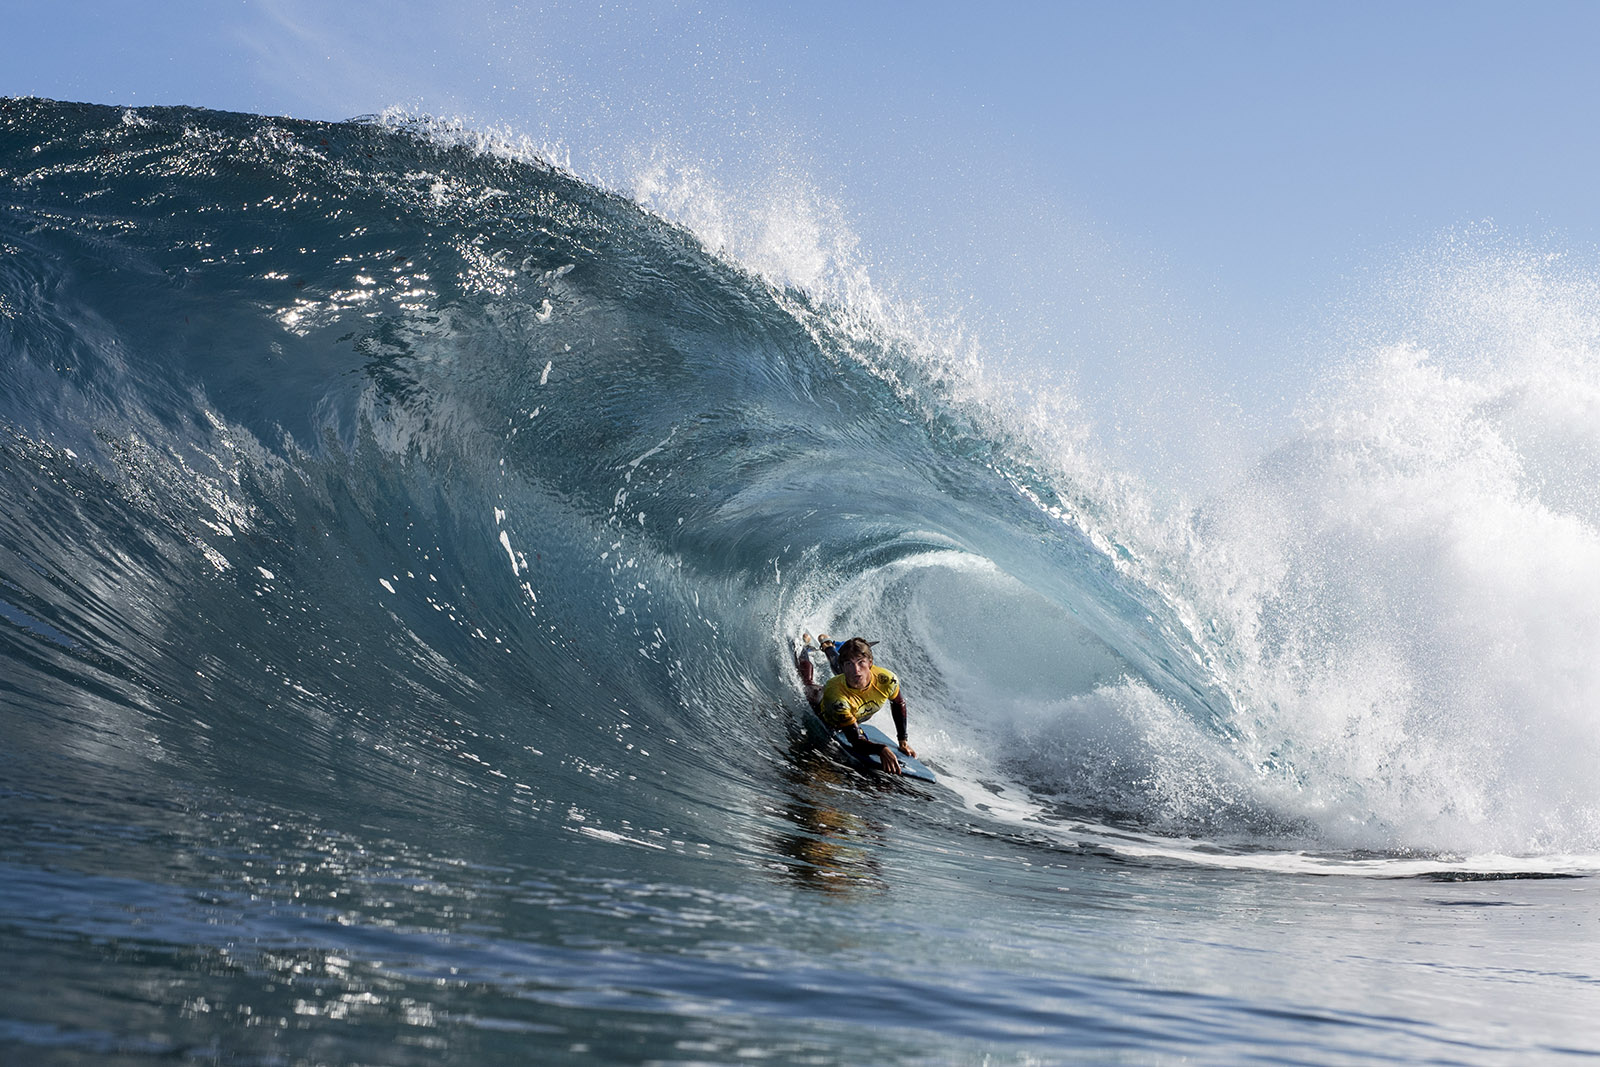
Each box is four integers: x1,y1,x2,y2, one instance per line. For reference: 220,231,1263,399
795,633,917,775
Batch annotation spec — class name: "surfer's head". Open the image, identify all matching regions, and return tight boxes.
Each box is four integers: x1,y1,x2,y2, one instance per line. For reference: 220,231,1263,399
836,636,875,663
836,637,876,688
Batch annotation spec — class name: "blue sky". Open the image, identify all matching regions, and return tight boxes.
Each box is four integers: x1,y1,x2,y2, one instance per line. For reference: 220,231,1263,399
7,1,1600,454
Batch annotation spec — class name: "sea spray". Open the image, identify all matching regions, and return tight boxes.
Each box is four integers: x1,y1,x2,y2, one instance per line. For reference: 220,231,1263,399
1171,249,1600,854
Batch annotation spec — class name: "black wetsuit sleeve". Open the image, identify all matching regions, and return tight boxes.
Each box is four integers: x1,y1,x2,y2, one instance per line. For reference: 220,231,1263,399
838,723,881,758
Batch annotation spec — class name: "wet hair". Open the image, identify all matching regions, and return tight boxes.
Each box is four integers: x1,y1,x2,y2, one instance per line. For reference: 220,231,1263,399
835,637,877,665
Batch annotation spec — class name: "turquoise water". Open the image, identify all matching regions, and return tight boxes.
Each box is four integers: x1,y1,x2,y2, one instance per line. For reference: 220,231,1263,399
2,99,1598,1064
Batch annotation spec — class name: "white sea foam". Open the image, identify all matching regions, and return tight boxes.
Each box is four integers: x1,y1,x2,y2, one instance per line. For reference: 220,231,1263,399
1164,244,1600,857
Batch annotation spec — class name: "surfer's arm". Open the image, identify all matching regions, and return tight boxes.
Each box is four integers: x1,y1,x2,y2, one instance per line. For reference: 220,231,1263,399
839,722,902,775
794,644,816,686
890,693,916,758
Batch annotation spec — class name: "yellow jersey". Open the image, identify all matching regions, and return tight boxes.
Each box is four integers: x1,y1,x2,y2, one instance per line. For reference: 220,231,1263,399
817,666,900,731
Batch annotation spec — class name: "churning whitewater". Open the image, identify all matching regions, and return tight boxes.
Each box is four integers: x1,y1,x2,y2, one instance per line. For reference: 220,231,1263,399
4,99,1600,1065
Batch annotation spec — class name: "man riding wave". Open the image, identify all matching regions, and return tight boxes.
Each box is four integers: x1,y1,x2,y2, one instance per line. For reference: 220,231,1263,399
795,633,917,775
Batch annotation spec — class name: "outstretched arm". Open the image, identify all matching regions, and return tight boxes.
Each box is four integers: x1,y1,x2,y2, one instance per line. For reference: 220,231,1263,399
794,643,815,686
793,639,820,711
890,693,916,758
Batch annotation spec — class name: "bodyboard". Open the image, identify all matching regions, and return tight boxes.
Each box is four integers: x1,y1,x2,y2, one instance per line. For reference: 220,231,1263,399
830,720,937,783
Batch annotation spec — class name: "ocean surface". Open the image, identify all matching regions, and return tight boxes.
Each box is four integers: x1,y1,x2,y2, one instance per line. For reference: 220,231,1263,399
3,98,1599,1065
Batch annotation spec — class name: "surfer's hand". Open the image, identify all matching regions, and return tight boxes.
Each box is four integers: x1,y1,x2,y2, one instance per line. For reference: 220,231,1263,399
879,744,902,775
898,739,917,758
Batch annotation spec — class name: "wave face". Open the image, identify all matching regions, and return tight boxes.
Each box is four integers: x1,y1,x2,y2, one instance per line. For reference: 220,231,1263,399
4,99,1600,1063
0,97,1227,841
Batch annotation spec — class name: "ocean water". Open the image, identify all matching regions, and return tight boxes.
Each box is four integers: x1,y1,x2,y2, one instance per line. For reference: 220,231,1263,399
2,98,1599,1065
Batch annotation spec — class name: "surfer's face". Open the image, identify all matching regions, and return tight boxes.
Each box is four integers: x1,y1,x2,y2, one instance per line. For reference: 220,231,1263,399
841,654,872,689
